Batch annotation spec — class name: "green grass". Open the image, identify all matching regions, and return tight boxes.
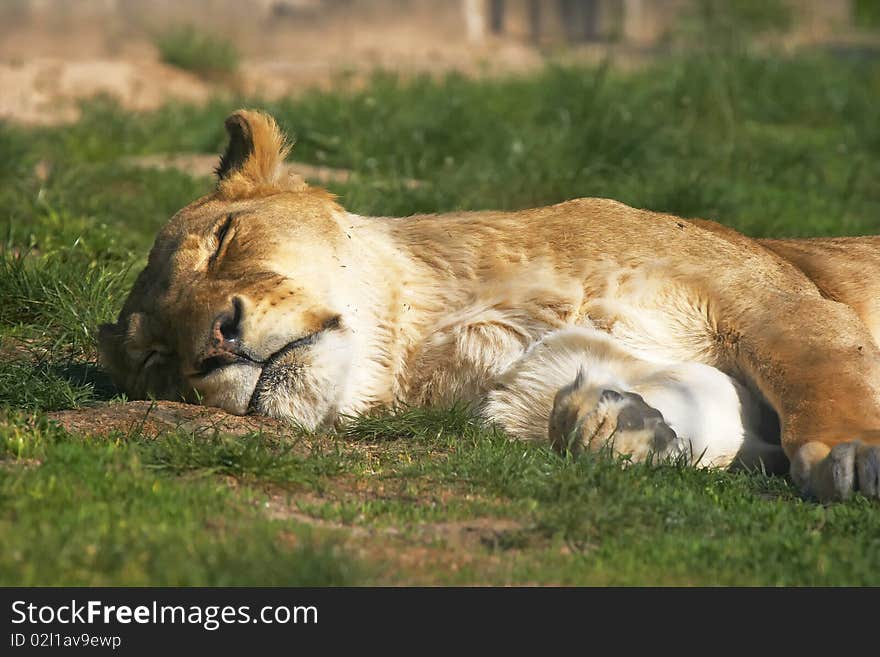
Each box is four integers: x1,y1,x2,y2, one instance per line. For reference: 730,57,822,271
0,414,359,586
155,24,240,79
3,408,877,585
1,49,880,585
855,0,880,29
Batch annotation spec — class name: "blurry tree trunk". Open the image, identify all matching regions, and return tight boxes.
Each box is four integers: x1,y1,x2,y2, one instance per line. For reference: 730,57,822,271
463,0,487,42
581,0,600,41
559,0,601,42
490,0,505,34
527,0,541,42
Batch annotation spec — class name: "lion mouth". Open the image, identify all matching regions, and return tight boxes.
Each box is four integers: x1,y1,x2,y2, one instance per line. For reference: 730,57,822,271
263,331,323,369
245,317,341,415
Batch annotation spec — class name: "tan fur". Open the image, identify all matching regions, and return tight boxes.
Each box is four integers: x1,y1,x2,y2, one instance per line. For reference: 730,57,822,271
759,236,880,345
100,110,880,501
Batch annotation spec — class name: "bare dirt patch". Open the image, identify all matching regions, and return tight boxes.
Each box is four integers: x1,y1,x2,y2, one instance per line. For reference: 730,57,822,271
0,458,43,470
48,400,293,439
121,153,425,188
0,59,214,126
261,487,536,584
348,528,535,585
122,153,348,184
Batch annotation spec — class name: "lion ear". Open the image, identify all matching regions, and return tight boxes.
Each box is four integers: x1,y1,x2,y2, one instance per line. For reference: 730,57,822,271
215,109,293,196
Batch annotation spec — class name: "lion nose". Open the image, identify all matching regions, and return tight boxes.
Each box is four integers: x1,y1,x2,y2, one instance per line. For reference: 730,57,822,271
212,296,244,347
195,298,248,376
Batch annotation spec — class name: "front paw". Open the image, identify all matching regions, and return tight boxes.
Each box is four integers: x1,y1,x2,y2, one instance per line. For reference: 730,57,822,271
549,385,679,461
791,440,880,501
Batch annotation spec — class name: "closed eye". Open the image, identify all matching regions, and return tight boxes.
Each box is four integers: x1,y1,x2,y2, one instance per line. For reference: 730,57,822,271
209,214,235,268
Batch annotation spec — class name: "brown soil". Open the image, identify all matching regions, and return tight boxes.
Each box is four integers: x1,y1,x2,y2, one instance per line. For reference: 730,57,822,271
261,487,538,584
121,153,423,188
0,59,214,125
0,2,544,126
48,400,294,439
125,153,350,183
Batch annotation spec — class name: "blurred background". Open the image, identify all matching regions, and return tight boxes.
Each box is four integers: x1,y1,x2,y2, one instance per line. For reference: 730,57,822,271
1,0,877,124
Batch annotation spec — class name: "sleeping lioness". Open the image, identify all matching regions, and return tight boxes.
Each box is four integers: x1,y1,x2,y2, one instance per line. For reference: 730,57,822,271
99,110,880,502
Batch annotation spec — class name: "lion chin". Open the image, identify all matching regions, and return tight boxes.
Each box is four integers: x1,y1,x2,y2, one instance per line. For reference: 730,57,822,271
98,109,880,502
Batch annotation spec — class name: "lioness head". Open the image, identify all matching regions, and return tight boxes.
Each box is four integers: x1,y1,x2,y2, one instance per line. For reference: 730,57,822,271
99,110,386,429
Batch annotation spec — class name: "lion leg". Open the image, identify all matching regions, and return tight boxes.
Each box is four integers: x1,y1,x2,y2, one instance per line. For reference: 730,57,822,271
710,291,880,500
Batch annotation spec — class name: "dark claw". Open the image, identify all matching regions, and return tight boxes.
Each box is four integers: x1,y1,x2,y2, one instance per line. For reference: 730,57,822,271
828,442,857,501
652,421,677,451
601,389,678,450
599,389,624,403
613,391,665,430
856,444,880,498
